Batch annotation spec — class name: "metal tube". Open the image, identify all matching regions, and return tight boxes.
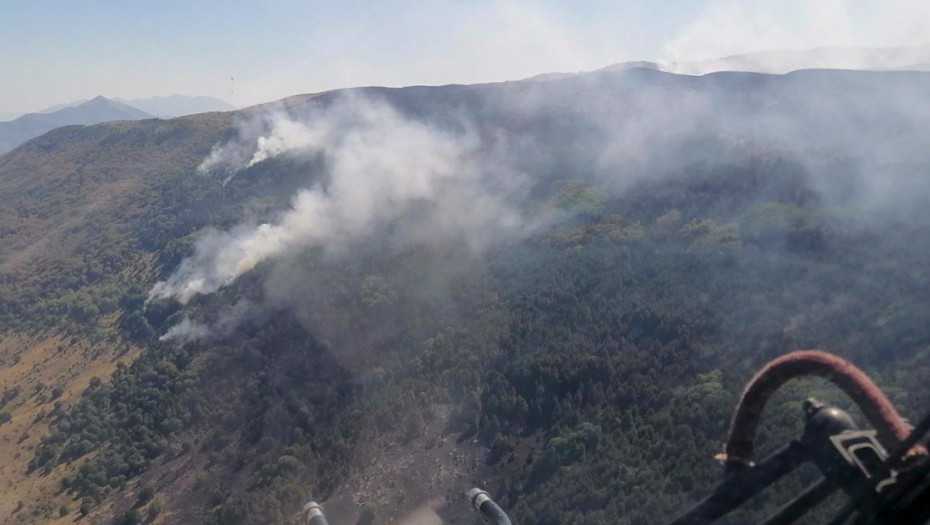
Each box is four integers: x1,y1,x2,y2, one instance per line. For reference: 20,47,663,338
722,351,920,468
468,488,513,525
669,440,808,525
304,502,330,525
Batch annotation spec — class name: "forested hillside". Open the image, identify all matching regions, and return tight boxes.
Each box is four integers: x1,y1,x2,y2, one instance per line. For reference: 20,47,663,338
1,68,930,524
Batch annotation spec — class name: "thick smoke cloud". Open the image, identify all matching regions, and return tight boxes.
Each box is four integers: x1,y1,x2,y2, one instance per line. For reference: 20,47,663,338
152,67,930,345
150,95,529,306
197,110,323,180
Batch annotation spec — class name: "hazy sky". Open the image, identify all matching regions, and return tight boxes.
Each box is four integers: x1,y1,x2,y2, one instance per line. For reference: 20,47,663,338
1,0,928,113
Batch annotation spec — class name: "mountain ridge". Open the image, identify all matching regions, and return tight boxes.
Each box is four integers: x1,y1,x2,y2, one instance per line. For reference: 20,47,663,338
117,94,236,117
0,96,154,155
522,43,930,84
0,95,236,155
658,42,930,75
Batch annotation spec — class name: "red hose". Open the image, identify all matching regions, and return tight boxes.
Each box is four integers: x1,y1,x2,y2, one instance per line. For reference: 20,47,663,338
719,350,925,466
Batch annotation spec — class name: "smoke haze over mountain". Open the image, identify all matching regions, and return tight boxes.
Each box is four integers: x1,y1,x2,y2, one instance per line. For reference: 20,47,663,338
663,0,930,63
6,1,930,113
150,94,532,308
150,68,930,344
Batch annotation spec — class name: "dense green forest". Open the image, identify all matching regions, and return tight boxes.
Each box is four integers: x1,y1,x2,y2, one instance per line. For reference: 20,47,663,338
3,68,930,524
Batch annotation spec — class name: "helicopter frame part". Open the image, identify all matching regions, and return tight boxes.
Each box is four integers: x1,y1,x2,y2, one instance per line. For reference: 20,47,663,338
669,440,809,525
720,350,921,468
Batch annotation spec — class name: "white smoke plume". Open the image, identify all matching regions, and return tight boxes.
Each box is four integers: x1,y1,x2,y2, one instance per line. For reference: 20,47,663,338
159,317,210,343
195,106,327,183
197,112,270,181
246,116,321,168
150,95,528,305
160,299,259,343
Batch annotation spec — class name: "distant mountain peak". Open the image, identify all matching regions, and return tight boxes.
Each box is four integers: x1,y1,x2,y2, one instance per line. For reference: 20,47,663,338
0,96,153,155
61,96,153,120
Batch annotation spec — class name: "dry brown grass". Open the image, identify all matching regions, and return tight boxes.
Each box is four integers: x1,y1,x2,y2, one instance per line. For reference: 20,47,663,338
0,333,140,525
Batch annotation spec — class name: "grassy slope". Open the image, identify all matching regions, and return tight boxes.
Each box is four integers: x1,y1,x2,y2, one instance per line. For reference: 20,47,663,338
0,114,231,524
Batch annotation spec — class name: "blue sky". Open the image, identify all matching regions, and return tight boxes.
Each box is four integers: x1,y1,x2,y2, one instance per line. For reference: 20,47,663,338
1,0,927,113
